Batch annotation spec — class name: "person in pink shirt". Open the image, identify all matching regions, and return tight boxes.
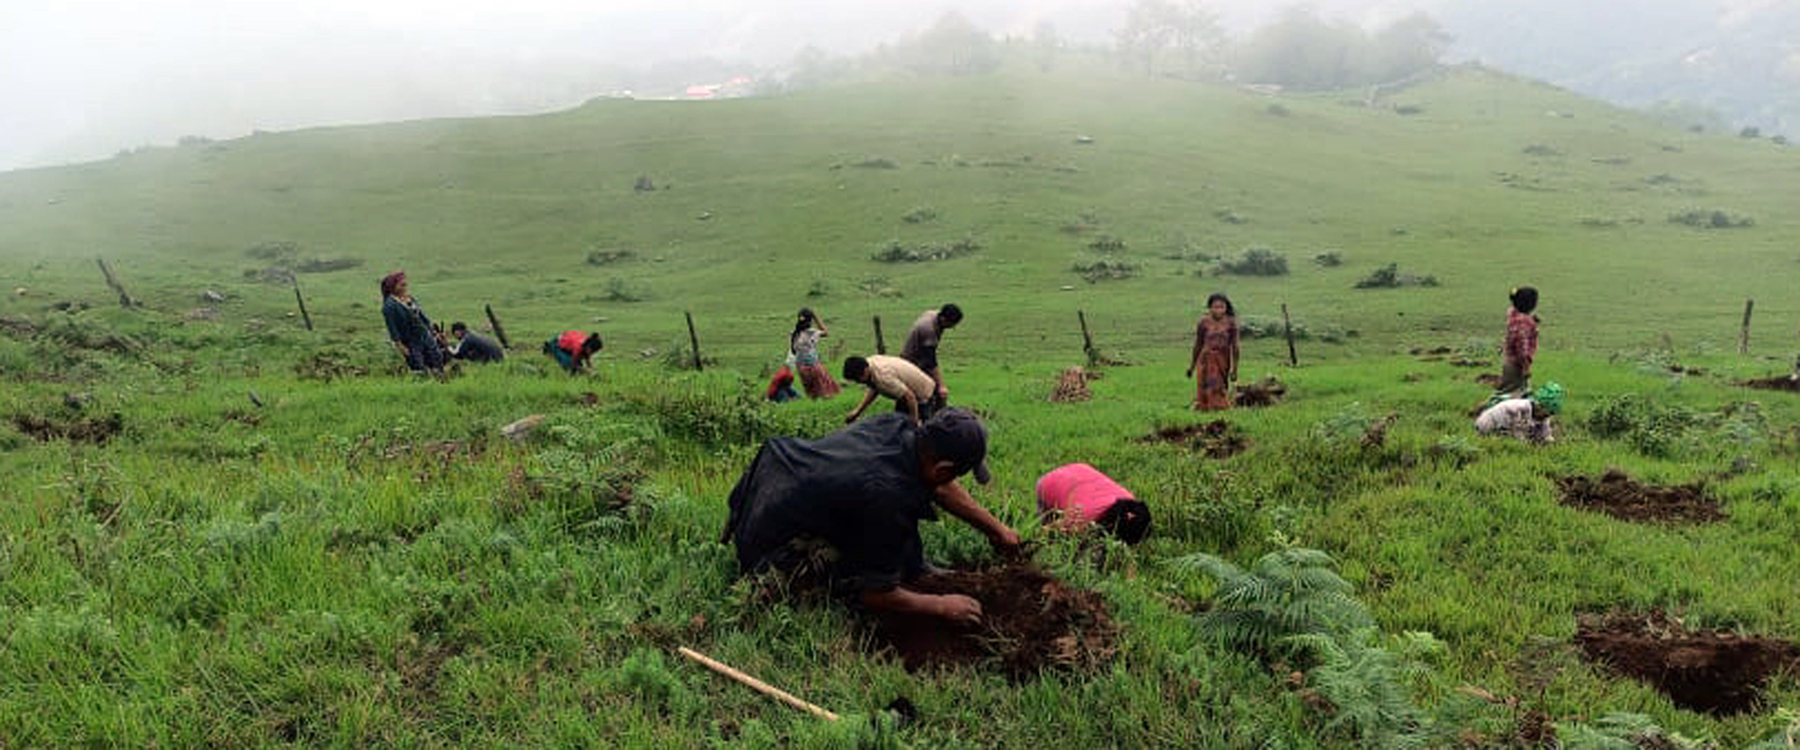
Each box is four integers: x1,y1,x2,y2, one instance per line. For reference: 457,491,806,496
1035,463,1152,544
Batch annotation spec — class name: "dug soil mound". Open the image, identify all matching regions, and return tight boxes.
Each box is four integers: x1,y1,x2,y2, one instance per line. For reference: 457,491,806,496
1233,377,1287,408
1049,366,1096,403
1139,420,1250,458
1576,610,1800,716
869,563,1118,680
1555,470,1722,524
11,413,124,445
1740,376,1800,393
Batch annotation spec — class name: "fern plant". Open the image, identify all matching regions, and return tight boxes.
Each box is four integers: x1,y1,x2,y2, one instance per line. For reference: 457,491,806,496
1289,628,1449,748
1555,713,1717,750
1173,547,1372,659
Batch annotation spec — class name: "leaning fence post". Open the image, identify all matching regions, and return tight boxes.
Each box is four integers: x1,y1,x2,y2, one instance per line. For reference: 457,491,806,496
1738,298,1754,355
872,315,887,355
96,258,135,308
1281,303,1298,366
484,304,512,349
293,280,314,331
685,311,704,371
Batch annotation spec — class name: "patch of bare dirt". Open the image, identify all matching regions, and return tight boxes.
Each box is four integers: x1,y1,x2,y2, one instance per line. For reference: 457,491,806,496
1555,470,1723,524
1576,610,1800,716
868,563,1118,680
1139,420,1250,458
11,413,124,445
1741,375,1800,393
1475,372,1503,387
1233,377,1287,408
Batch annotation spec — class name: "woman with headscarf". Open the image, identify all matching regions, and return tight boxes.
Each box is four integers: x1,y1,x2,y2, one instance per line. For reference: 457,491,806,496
380,271,444,376
1499,286,1540,396
1186,293,1240,411
790,307,841,399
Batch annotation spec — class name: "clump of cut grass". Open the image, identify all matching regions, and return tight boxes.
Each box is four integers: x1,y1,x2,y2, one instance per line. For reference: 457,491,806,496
870,237,980,263
1668,208,1753,229
586,250,638,266
1071,256,1136,283
1215,247,1288,276
901,206,938,224
1353,263,1438,289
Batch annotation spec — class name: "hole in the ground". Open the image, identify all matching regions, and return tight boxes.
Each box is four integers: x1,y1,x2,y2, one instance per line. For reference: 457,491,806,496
1555,469,1723,524
1138,420,1250,458
1576,610,1800,716
1233,377,1287,408
867,563,1118,680
1740,376,1800,393
10,413,124,445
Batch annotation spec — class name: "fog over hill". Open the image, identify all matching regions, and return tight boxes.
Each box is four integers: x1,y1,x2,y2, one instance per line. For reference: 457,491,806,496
1,0,1791,172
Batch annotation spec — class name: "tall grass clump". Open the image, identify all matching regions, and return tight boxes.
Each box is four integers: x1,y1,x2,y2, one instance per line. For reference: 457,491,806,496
1215,247,1289,276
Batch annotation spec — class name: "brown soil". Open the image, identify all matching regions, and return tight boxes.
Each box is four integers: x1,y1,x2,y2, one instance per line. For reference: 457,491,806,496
1411,346,1454,356
1448,357,1492,368
1741,376,1800,393
1139,420,1250,458
11,413,124,445
1049,366,1095,403
0,316,37,337
868,563,1118,680
1234,377,1287,408
1575,610,1800,716
1360,412,1400,449
1555,470,1724,524
1474,372,1503,387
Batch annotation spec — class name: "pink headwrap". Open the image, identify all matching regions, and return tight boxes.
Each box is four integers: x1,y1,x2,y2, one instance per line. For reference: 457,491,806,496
380,271,406,297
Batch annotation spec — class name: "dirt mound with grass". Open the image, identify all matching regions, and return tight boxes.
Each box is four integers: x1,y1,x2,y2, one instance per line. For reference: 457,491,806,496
1139,420,1250,458
1740,375,1800,393
1234,377,1287,408
1576,610,1800,716
1555,470,1723,524
1049,366,1095,403
869,563,1118,680
11,413,124,445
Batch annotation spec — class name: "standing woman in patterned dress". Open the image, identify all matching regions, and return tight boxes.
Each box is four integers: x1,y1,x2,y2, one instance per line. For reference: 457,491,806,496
1186,293,1239,411
790,308,842,399
380,271,445,378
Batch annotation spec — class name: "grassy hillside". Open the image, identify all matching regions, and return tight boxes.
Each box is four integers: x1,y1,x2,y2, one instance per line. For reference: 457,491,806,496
3,67,1800,747
2,65,1797,363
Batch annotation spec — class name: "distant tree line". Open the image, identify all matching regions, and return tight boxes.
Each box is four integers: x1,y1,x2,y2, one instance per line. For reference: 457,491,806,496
770,3,1452,94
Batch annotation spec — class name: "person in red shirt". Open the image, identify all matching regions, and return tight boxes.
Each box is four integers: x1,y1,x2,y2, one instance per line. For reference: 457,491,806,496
1499,286,1539,396
544,330,603,373
1035,463,1152,544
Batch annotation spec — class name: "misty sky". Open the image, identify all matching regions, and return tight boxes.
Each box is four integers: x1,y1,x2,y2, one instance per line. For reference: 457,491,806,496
0,0,1772,172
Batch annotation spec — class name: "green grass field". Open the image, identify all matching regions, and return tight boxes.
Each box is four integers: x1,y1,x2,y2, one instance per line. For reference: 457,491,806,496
3,65,1800,747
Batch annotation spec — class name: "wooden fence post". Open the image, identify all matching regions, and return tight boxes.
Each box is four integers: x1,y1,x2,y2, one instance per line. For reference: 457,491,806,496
1281,303,1298,366
484,304,512,349
293,281,314,331
872,315,887,355
96,258,134,308
1739,298,1754,355
685,311,704,371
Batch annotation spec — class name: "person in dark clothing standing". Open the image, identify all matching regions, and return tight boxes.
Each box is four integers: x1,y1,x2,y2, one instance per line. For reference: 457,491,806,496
447,322,506,363
380,271,445,376
721,409,1020,625
900,303,962,407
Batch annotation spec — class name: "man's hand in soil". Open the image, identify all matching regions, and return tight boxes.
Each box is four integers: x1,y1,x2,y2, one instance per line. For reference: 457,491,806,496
988,526,1023,556
862,587,982,625
933,594,983,626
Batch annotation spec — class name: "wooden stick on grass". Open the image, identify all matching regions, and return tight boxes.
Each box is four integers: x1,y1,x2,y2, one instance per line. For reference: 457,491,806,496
677,646,840,722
